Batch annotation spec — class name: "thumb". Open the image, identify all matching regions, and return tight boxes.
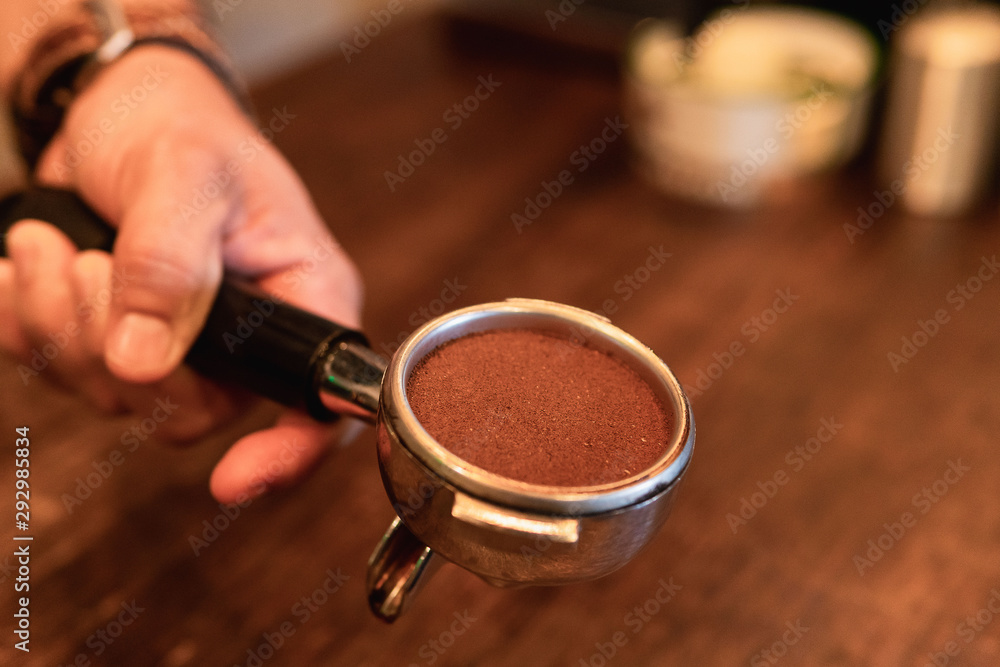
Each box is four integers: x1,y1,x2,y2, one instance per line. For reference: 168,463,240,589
104,161,234,383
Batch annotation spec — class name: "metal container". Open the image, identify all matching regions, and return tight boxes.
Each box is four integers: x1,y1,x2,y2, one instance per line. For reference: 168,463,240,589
878,4,1000,217
367,299,695,620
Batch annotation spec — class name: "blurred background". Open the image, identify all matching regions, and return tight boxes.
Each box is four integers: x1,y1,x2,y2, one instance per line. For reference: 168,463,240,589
214,0,431,82
6,0,1000,665
88,0,1000,217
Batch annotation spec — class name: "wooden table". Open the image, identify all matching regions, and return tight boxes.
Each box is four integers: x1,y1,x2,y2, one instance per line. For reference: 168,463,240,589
4,14,1000,667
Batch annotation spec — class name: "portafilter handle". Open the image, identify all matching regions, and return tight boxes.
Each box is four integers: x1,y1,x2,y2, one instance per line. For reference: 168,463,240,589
0,186,385,421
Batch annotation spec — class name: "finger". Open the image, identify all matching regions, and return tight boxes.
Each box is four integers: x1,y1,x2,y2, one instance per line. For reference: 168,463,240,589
255,231,364,329
223,164,364,328
7,220,78,333
7,220,92,384
103,150,235,383
208,410,342,503
0,259,30,358
9,221,119,407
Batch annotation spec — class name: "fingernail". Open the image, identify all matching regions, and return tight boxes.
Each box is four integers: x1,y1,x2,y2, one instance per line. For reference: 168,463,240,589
107,313,175,379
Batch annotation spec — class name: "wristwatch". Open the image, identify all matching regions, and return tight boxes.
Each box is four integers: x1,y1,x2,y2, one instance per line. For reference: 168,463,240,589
8,0,250,167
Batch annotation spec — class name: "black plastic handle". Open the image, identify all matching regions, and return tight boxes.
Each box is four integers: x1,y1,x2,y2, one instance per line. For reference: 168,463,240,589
0,186,367,421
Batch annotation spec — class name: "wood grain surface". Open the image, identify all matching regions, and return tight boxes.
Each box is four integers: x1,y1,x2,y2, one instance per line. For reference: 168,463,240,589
3,14,1000,667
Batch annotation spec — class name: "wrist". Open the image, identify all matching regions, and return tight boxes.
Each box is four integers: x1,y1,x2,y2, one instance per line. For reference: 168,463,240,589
6,0,249,167
68,41,248,124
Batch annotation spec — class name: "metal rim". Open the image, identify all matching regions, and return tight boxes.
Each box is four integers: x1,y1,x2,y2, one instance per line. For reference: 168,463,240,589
380,298,695,515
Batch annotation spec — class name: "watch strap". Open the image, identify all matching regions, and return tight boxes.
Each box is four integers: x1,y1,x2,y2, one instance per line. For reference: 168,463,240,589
8,1,250,168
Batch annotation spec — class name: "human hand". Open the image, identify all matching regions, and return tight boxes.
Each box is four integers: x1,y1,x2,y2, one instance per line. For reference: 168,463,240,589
0,45,364,503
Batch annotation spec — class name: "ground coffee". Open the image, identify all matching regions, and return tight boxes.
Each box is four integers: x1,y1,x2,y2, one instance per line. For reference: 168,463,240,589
405,328,671,487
